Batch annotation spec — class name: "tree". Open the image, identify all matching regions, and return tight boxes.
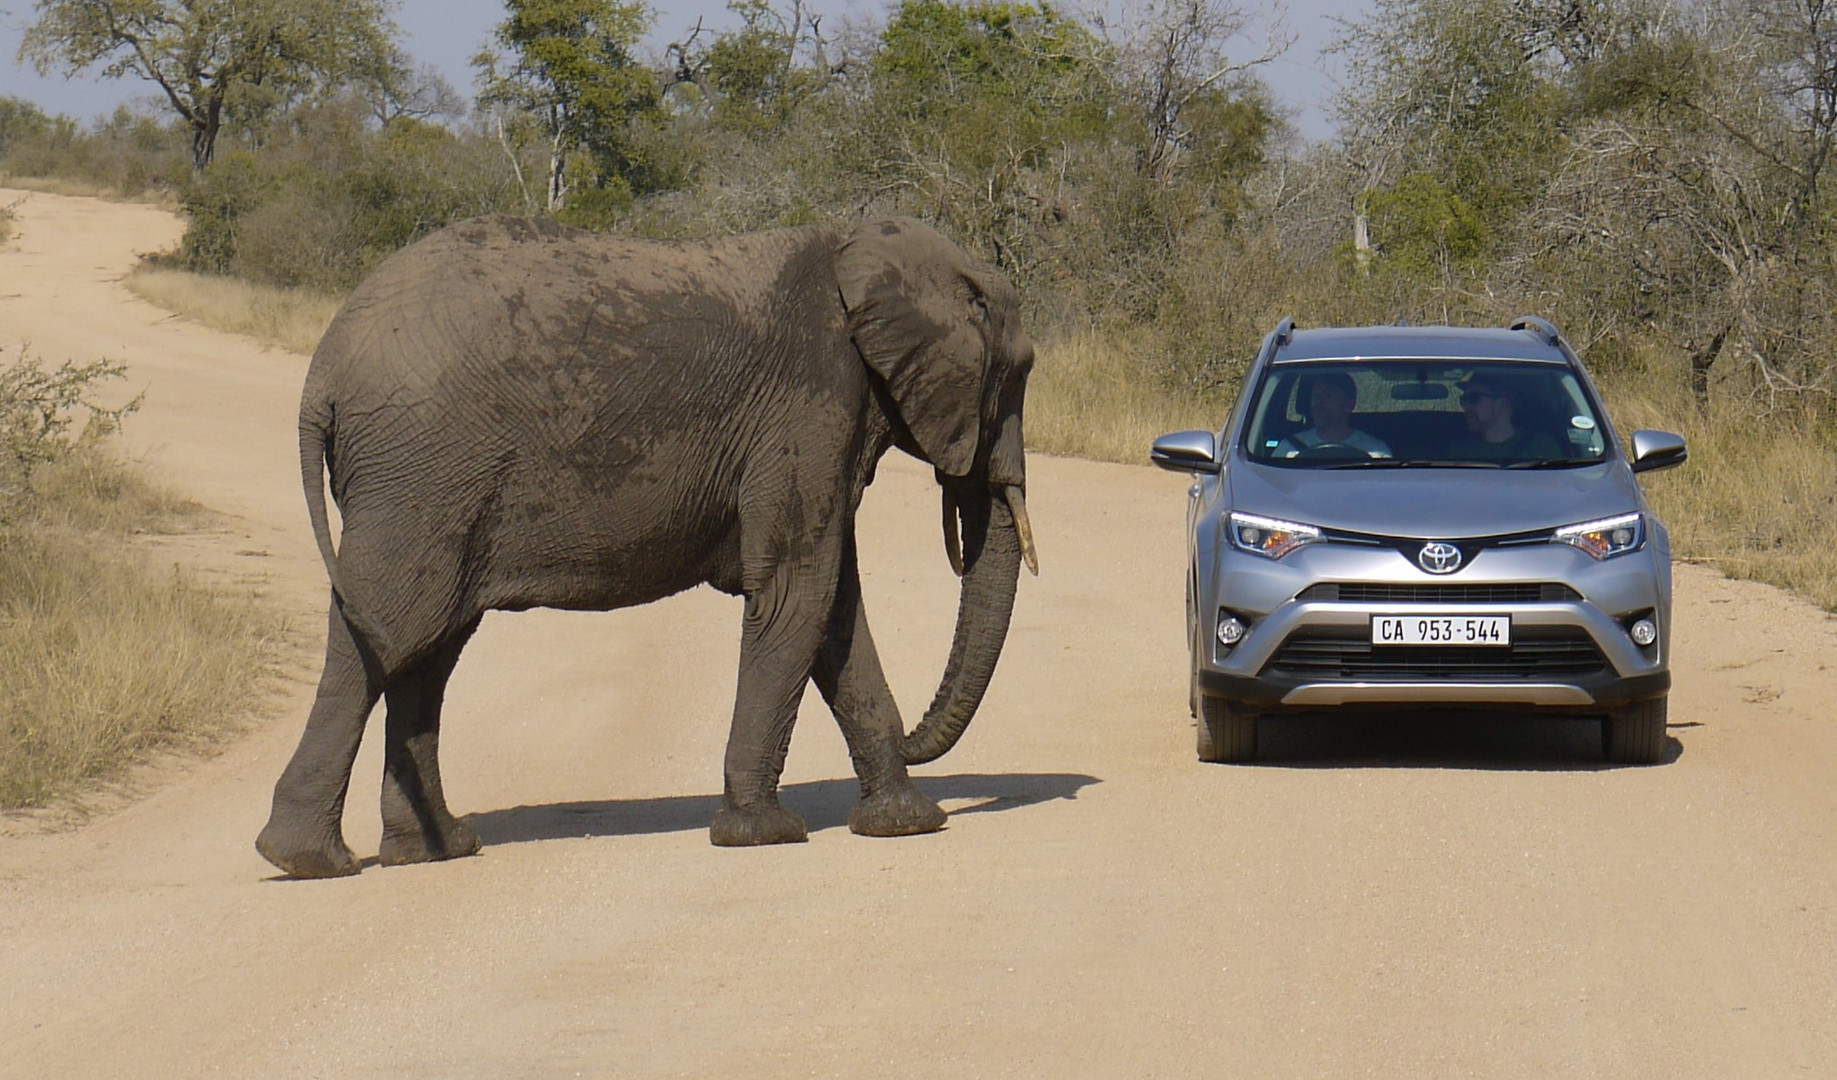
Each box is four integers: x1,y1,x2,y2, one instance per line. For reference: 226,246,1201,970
474,0,660,215
19,0,397,171
690,0,829,134
363,45,467,126
863,1,1112,275
1092,0,1287,186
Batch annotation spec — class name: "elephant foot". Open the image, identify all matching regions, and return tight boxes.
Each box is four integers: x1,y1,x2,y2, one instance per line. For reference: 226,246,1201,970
255,819,361,879
378,814,481,867
709,801,808,847
848,780,947,837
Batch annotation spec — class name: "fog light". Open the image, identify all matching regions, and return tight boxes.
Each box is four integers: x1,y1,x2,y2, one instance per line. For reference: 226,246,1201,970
1629,618,1657,647
1216,615,1248,647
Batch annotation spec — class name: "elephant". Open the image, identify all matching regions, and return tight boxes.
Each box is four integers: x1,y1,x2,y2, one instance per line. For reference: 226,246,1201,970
254,215,1038,879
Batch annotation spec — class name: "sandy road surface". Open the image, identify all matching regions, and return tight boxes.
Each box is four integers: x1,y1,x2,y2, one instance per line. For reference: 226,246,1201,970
2,189,1835,1079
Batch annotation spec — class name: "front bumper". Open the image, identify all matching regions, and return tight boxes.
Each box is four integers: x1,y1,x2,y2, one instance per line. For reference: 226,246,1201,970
1198,668,1670,710
1197,540,1671,713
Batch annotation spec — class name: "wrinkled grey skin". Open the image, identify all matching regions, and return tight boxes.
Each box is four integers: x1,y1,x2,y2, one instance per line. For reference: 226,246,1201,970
255,216,1035,879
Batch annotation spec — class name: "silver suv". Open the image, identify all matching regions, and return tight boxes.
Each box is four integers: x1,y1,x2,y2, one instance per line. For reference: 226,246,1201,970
1152,317,1687,764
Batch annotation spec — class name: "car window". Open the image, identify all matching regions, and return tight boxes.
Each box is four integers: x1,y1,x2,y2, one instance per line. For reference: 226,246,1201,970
1242,359,1609,467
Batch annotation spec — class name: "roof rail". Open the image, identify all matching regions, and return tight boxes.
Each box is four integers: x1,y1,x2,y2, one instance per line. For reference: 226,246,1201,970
1272,316,1297,347
1509,315,1560,344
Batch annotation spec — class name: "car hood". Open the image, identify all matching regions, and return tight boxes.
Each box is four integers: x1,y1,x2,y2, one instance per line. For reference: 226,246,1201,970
1226,459,1642,538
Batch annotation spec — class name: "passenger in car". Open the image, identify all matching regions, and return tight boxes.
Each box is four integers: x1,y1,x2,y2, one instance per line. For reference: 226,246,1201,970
1448,373,1561,461
1275,372,1393,458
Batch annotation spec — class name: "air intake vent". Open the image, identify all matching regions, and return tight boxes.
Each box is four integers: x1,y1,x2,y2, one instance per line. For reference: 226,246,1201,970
1265,627,1606,680
1298,583,1580,603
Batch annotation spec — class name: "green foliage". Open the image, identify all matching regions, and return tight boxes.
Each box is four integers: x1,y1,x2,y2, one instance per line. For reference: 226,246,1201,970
859,2,1115,278
173,98,530,290
1362,173,1489,274
0,97,60,155
554,173,634,228
0,349,139,525
699,0,820,134
20,0,398,169
476,0,665,209
0,98,187,195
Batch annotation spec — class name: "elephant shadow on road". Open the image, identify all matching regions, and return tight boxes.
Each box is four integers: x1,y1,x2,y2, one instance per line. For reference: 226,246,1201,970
466,772,1101,846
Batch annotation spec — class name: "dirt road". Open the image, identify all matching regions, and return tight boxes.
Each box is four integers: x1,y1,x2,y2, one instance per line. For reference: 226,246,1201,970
2,189,1834,1079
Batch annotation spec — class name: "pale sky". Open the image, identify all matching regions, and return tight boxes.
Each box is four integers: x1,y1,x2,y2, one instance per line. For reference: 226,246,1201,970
0,0,1364,141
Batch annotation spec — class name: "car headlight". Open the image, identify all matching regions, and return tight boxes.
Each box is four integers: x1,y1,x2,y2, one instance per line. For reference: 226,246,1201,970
1228,512,1323,559
1553,512,1644,559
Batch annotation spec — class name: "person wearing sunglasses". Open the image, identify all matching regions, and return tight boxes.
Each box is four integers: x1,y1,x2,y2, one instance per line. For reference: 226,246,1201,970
1447,372,1561,462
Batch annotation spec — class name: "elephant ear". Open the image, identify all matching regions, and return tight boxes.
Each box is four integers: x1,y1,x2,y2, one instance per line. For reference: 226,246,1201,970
836,218,989,478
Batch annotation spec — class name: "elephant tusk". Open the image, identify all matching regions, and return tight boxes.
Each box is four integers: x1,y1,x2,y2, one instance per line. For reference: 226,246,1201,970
1004,485,1039,576
942,485,964,577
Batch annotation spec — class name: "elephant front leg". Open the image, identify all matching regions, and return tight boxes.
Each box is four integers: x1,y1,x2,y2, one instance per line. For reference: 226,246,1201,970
813,545,947,839
378,623,481,867
256,603,383,879
709,564,836,847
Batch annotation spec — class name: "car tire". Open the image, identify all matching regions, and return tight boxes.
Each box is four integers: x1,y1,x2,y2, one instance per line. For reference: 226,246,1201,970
1197,695,1258,763
1603,696,1668,764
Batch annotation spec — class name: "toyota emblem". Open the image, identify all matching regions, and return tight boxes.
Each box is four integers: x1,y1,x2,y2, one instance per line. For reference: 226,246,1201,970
1417,542,1464,575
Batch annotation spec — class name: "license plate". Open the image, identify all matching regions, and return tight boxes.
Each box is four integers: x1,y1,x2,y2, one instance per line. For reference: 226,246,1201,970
1370,615,1511,646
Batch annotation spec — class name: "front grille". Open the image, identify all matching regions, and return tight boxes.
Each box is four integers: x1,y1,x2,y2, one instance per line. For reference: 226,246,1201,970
1297,582,1580,603
1265,627,1606,680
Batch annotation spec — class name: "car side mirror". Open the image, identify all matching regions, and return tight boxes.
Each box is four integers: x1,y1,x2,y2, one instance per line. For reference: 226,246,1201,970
1630,429,1687,474
1151,429,1222,474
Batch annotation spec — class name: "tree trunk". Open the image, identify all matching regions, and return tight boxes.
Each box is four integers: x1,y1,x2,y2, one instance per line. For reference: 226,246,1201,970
547,106,567,212
1689,322,1730,405
190,99,222,172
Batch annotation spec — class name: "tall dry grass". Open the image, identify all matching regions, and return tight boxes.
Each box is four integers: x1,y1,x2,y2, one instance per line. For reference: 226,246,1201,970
126,267,340,356
0,450,284,810
1594,370,1837,611
1029,331,1232,464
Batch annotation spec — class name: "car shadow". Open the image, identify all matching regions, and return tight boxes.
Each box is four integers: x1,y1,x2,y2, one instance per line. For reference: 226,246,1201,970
1245,710,1685,771
465,771,1102,846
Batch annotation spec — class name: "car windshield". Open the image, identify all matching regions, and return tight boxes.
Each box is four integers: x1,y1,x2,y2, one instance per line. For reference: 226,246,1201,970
1241,359,1611,468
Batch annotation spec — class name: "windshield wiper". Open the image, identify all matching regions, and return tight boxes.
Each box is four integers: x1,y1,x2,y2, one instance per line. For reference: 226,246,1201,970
1505,457,1607,469
1325,459,1503,470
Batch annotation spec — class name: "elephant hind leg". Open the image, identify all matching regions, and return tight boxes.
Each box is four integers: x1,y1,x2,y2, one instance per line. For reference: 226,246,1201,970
257,602,384,879
378,619,482,867
813,544,945,839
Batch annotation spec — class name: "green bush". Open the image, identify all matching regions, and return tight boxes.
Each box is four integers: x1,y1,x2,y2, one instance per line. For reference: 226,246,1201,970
173,100,531,291
0,349,139,525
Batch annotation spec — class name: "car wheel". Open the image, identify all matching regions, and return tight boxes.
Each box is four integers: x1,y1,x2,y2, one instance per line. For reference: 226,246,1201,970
1603,696,1668,764
1197,695,1258,763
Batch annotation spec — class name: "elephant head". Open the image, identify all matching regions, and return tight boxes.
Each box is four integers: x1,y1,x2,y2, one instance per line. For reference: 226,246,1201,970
836,218,1036,765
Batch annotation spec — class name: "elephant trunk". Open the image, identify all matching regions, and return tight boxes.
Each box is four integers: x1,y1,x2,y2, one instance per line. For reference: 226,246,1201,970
901,481,1026,765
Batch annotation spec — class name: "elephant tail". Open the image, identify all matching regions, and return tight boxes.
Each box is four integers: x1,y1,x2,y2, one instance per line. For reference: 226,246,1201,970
300,392,395,663
299,397,358,617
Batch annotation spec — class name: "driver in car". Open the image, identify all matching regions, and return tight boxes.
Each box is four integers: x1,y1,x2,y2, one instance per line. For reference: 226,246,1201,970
1275,372,1393,459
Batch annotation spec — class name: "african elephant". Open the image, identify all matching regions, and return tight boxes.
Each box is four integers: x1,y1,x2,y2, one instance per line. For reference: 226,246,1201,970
254,215,1037,878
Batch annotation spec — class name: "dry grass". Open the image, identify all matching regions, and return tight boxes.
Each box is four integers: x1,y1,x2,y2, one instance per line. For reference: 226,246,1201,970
0,450,285,810
1029,330,1232,465
1594,370,1837,611
126,267,340,356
